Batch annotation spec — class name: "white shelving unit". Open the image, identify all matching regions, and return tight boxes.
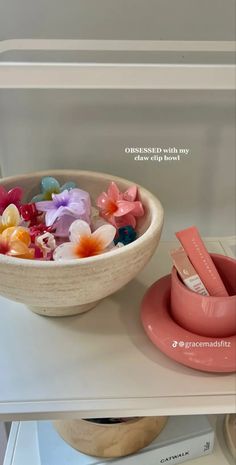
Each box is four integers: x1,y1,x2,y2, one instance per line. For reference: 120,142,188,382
0,239,235,421
0,39,235,89
3,416,236,465
0,34,235,464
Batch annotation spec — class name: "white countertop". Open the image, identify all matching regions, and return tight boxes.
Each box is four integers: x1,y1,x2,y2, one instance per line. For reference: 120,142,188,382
0,239,235,420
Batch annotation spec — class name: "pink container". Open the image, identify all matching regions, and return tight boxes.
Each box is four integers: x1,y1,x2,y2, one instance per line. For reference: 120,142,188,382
171,254,236,338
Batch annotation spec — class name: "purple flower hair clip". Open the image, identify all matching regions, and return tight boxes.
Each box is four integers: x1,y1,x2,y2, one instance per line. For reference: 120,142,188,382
36,188,91,237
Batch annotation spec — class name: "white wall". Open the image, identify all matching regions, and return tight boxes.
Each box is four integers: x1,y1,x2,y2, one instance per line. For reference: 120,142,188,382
0,0,235,41
0,1,235,239
0,90,235,239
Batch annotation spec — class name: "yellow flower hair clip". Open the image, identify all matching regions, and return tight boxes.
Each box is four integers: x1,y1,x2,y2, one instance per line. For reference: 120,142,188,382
0,226,34,259
0,204,21,233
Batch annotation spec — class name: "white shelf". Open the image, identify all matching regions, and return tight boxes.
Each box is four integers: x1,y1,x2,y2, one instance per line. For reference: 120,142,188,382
1,39,235,53
1,63,235,90
0,39,235,89
0,239,235,421
3,416,235,465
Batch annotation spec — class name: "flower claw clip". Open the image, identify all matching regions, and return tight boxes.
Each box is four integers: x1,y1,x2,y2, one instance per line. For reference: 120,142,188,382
114,225,137,245
0,204,21,233
29,224,55,243
53,219,116,260
36,188,91,237
35,232,56,259
0,226,34,259
96,181,144,228
20,202,42,226
0,186,23,215
31,176,76,202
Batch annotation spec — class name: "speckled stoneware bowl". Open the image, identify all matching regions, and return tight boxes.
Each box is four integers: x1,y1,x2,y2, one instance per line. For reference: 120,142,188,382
0,170,164,316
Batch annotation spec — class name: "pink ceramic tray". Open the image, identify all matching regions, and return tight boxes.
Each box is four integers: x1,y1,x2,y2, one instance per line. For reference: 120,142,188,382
141,275,236,373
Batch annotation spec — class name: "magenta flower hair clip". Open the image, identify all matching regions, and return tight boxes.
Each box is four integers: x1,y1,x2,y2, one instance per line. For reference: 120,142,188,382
0,186,23,215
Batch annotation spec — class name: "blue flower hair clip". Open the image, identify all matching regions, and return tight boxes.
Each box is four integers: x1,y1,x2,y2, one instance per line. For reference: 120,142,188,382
32,176,76,202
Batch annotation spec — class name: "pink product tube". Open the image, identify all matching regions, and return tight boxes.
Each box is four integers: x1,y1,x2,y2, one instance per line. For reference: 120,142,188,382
175,226,229,297
170,248,209,296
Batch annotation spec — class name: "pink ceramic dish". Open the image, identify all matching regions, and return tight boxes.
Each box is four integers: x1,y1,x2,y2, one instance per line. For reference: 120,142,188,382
171,254,236,338
141,275,236,373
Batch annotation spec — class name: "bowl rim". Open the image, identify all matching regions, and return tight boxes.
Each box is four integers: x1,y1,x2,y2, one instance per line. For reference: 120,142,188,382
56,415,166,429
0,169,164,267
80,417,145,428
172,253,236,301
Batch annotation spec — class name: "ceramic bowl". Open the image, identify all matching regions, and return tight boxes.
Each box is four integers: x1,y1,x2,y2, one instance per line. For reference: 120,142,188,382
171,253,236,337
0,170,164,316
54,416,168,458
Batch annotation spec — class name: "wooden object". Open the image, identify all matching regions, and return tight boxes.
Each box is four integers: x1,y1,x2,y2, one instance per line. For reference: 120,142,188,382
54,416,168,458
0,170,164,316
224,414,236,459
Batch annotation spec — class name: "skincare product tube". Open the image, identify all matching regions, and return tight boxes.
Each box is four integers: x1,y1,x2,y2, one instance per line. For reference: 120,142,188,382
170,248,209,295
176,226,228,297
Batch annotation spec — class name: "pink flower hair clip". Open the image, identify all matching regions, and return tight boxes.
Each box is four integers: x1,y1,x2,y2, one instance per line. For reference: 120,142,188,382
96,182,144,229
